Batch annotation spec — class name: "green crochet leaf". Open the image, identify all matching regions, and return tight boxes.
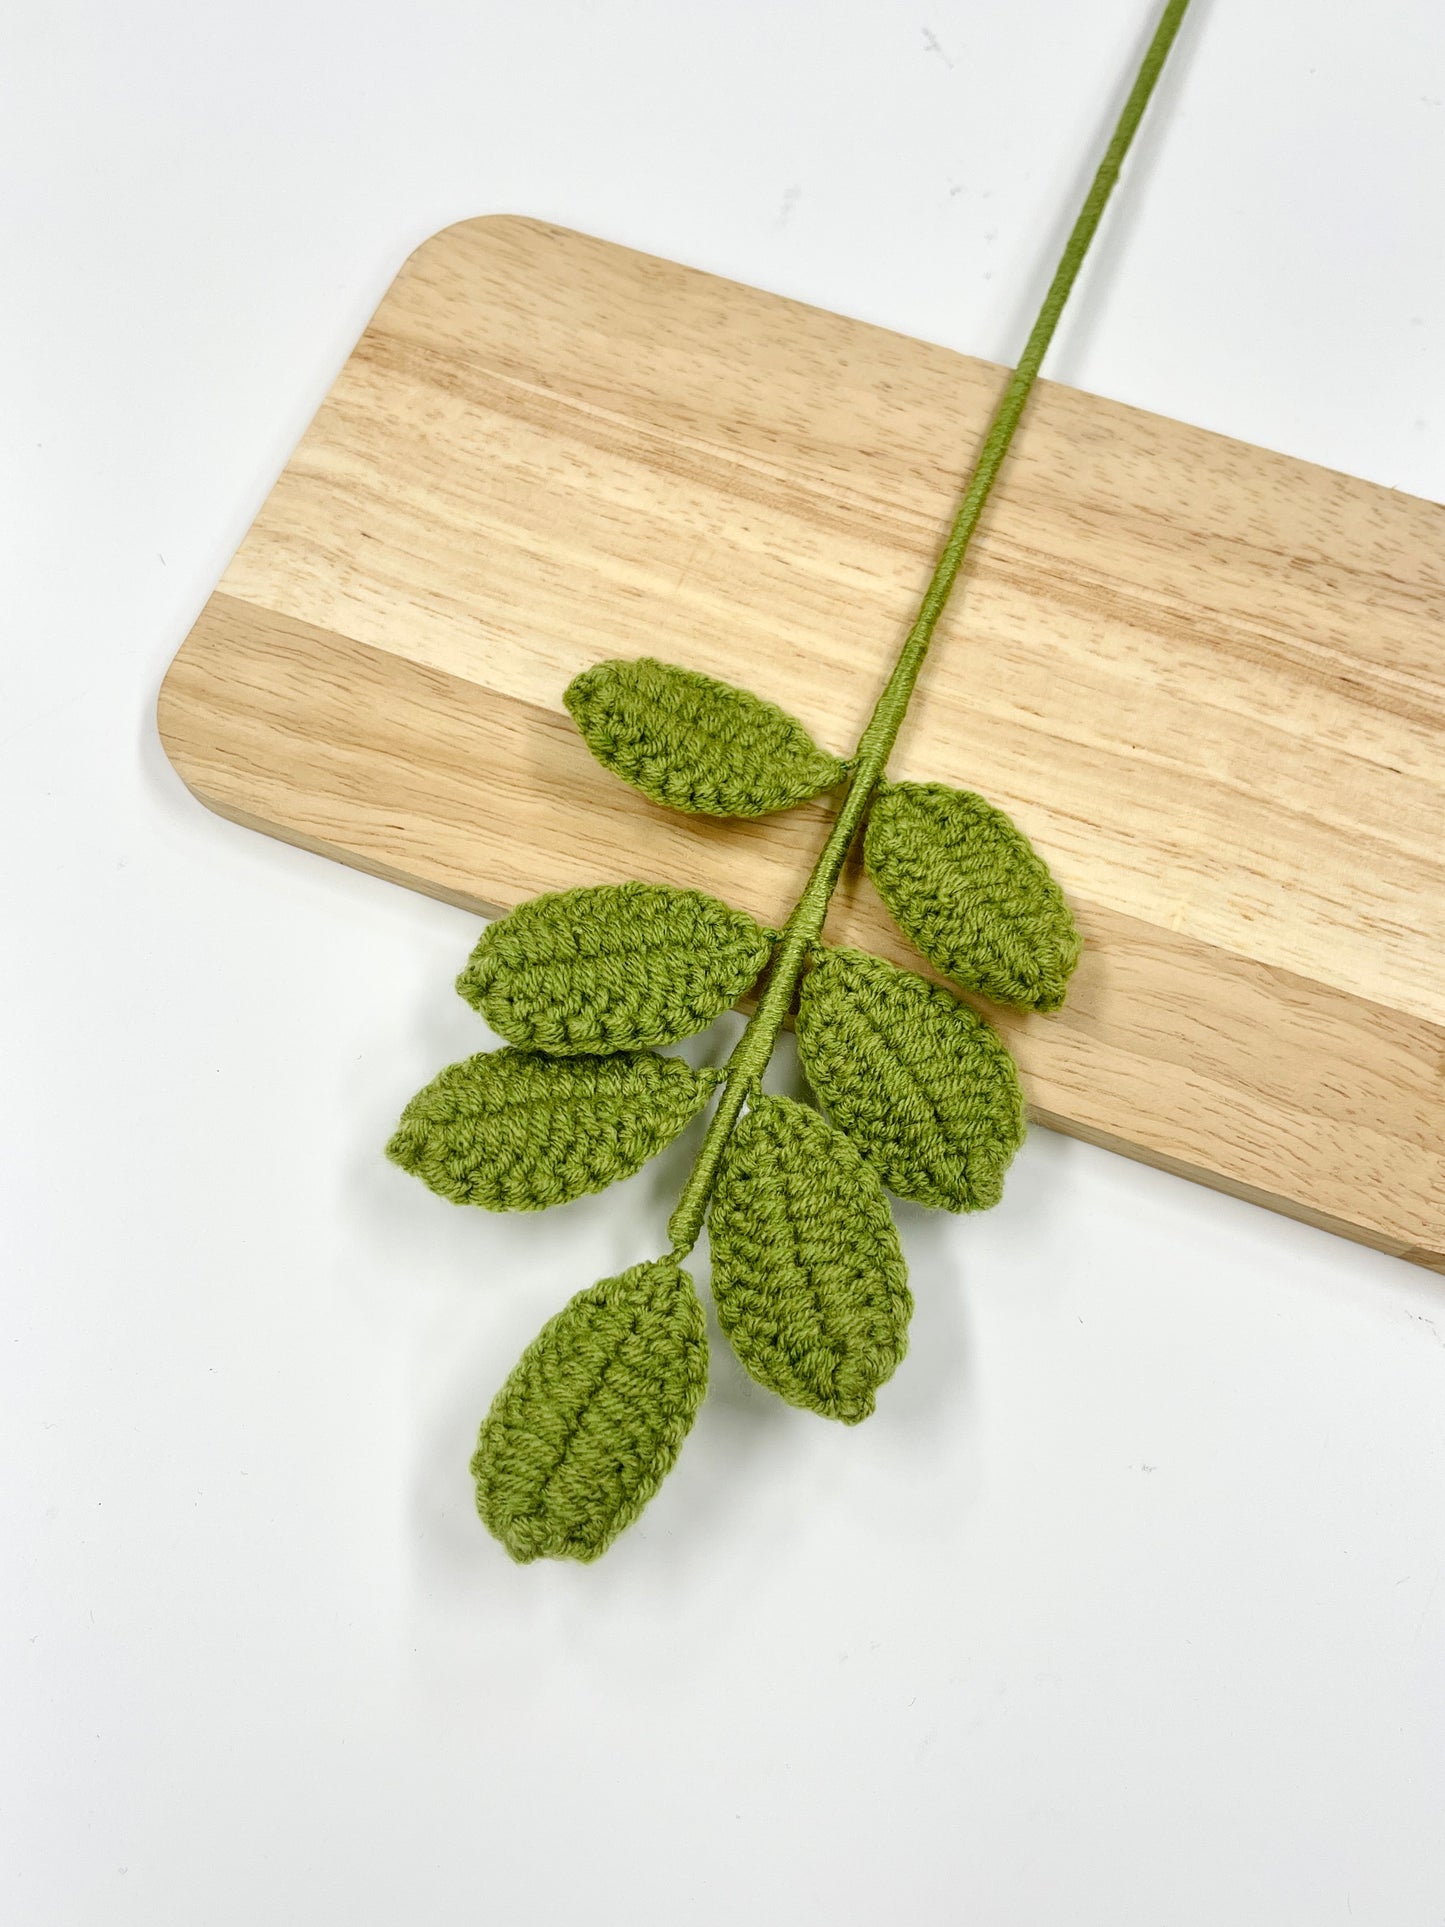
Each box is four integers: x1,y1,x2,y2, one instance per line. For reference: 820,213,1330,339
564,656,846,817
457,882,775,1055
472,1257,708,1563
708,1095,911,1424
864,780,1081,1011
386,1049,720,1210
796,947,1025,1212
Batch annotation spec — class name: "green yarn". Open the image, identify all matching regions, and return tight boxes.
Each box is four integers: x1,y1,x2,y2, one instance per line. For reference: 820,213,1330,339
708,1096,911,1424
457,881,775,1055
472,1257,709,1562
865,783,1081,1012
565,657,847,818
386,0,1194,1559
878,0,1192,666
386,1049,720,1210
795,947,1025,1211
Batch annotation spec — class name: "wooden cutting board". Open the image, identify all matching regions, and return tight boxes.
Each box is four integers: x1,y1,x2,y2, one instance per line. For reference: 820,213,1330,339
157,215,1445,1271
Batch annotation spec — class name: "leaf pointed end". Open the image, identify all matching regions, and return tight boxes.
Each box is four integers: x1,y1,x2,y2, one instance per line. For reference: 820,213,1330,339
1023,920,1083,1013
384,1118,425,1175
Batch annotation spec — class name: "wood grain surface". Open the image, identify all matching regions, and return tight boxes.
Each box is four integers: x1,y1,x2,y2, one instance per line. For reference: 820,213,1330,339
157,216,1445,1269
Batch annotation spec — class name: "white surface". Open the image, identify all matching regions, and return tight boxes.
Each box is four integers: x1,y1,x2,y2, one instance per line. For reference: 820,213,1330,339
4,2,1444,1921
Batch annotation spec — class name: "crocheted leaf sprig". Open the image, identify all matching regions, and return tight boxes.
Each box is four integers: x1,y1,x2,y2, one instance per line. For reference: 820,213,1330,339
388,656,1079,1562
384,0,1196,1560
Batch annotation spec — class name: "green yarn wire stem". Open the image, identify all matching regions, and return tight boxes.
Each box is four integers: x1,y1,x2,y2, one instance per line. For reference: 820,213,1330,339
667,0,1192,1257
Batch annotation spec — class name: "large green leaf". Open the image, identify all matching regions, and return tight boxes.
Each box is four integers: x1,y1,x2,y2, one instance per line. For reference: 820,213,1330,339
708,1096,910,1424
472,1257,708,1563
386,1048,719,1210
864,780,1081,1011
457,882,774,1054
796,947,1025,1212
564,656,846,817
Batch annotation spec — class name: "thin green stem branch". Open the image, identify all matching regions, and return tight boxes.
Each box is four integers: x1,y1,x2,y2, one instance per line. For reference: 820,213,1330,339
668,0,1192,1258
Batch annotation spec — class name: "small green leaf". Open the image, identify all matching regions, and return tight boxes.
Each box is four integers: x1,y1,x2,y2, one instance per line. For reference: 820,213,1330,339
709,1096,911,1424
864,781,1081,1011
472,1257,708,1563
564,656,846,817
796,947,1025,1212
386,1049,719,1210
457,882,774,1055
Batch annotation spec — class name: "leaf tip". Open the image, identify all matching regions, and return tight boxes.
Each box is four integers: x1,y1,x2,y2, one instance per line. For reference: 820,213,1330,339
454,923,500,1017
383,1120,422,1174
1024,919,1084,1012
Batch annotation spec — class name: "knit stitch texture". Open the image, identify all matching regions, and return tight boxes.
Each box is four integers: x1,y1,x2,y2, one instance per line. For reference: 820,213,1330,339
865,781,1082,1011
708,1096,912,1424
796,946,1026,1211
472,1257,709,1562
386,1048,720,1210
458,881,775,1055
565,656,847,817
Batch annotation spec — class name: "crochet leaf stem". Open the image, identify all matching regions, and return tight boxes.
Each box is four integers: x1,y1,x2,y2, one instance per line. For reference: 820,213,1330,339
667,0,1191,1258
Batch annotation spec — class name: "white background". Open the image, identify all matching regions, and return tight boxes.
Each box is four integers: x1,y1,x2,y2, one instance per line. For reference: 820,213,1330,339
5,2,1445,1921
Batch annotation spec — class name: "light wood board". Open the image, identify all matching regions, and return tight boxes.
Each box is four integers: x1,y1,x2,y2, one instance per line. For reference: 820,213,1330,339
158,216,1445,1271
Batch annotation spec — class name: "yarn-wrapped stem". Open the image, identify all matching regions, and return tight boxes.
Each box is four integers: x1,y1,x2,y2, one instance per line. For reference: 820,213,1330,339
666,0,1191,1258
